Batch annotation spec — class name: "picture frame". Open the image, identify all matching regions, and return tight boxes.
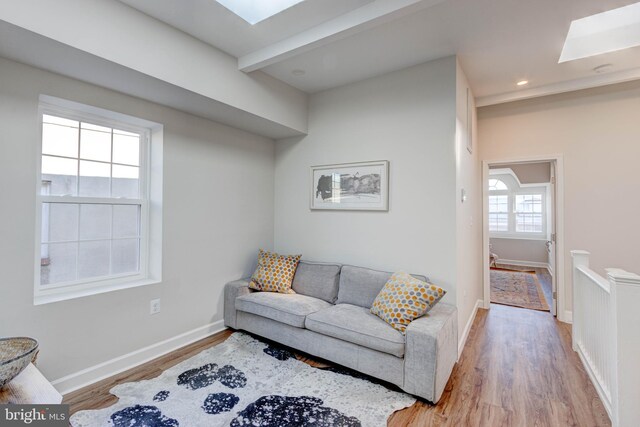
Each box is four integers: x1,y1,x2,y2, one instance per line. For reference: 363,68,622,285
310,160,389,211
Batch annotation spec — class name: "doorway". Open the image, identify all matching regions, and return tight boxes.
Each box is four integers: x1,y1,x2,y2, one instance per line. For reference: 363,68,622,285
482,156,565,320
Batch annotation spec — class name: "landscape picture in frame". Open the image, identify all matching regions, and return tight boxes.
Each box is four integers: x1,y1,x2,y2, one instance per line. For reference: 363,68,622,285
310,160,389,211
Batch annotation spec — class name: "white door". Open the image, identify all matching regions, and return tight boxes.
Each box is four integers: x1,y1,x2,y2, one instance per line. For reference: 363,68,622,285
548,162,557,316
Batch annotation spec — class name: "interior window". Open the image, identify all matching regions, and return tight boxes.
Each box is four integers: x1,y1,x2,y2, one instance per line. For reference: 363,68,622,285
488,173,546,237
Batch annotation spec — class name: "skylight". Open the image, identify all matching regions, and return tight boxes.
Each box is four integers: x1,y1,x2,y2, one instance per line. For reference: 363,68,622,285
559,2,640,62
216,0,305,25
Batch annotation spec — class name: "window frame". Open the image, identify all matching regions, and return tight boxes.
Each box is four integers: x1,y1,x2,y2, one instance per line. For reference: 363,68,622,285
488,192,509,233
488,178,508,191
488,172,548,240
34,101,156,304
513,193,544,234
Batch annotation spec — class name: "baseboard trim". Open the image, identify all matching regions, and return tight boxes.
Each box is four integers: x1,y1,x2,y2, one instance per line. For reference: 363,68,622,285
497,259,551,271
562,310,573,324
575,343,612,420
458,299,482,359
52,320,227,396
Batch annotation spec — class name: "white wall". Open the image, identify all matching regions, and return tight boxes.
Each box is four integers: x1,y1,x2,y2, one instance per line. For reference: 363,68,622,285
274,57,458,306
479,80,640,311
490,238,548,265
0,57,275,380
454,60,483,344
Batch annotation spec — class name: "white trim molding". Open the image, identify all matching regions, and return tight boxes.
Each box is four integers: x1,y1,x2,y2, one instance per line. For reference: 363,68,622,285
563,310,573,324
52,321,227,396
575,345,611,419
458,299,483,358
476,66,640,107
482,155,566,322
495,259,551,271
35,95,164,305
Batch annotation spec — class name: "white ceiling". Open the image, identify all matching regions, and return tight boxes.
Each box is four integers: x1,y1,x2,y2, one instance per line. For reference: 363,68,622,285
119,0,640,103
118,0,374,57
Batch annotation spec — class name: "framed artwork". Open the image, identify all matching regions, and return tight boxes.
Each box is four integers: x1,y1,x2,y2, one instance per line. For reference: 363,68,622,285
310,160,389,211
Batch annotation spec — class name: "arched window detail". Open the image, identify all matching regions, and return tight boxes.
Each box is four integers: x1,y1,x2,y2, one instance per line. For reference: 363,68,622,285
488,179,508,191
488,172,547,237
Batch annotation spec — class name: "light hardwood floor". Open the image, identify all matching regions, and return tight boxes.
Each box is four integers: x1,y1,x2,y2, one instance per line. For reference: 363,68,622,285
65,304,610,426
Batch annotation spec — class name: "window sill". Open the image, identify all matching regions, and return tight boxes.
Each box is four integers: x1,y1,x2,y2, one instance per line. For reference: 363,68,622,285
490,235,548,241
34,277,161,306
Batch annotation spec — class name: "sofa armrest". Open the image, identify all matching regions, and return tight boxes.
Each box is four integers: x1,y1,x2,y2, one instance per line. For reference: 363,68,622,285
403,302,458,403
224,278,253,329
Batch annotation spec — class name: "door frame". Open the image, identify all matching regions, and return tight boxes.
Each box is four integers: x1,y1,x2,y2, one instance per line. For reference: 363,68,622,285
482,154,567,322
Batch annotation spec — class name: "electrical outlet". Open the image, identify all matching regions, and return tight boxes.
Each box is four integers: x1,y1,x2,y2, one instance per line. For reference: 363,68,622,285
150,298,161,315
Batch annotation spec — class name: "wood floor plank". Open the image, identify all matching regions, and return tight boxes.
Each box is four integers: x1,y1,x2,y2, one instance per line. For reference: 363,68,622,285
64,305,610,426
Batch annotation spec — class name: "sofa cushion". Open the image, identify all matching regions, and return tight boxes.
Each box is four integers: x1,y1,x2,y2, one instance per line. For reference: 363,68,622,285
292,261,342,303
305,304,405,357
371,272,446,334
336,265,428,309
236,292,331,328
249,249,301,294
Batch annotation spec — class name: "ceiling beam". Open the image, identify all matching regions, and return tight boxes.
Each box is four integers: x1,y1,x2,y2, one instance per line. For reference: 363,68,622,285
0,21,306,139
238,0,446,72
0,0,308,135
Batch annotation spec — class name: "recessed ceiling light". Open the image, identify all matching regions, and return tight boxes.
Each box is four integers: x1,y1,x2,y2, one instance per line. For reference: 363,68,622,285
516,80,529,86
215,0,305,25
559,2,640,63
291,69,306,76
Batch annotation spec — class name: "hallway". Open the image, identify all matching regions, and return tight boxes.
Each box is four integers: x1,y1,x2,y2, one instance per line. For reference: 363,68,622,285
389,304,609,426
493,264,554,313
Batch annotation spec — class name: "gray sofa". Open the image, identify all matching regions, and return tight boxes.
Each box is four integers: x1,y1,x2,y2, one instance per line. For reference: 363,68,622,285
223,261,458,403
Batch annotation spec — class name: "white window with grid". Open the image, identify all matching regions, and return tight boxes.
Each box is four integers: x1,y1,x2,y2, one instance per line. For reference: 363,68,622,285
488,173,547,239
35,99,161,304
515,194,543,233
488,194,509,232
488,178,508,191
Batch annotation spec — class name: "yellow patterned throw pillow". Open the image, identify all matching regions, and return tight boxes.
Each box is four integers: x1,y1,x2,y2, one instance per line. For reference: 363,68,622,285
249,250,302,294
371,272,446,333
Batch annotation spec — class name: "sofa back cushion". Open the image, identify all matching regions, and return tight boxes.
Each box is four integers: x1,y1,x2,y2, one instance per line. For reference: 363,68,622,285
291,261,342,303
336,265,428,308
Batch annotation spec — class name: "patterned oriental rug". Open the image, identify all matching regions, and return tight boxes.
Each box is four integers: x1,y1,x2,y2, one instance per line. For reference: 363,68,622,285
71,333,415,427
490,268,550,311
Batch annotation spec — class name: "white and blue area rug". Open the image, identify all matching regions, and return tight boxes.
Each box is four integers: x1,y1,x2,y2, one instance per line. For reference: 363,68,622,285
71,333,415,427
